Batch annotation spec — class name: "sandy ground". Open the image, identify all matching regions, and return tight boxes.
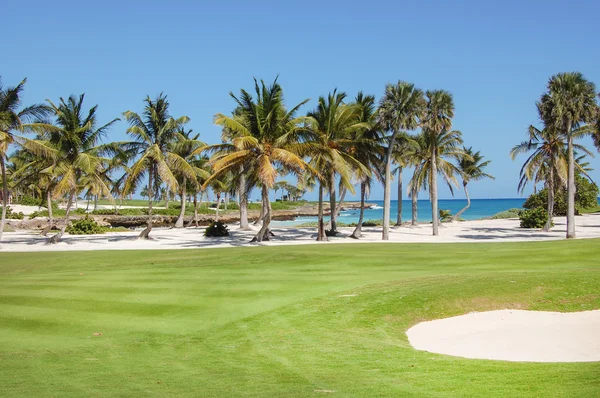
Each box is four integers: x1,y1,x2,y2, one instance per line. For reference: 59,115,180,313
406,309,600,362
1,213,600,252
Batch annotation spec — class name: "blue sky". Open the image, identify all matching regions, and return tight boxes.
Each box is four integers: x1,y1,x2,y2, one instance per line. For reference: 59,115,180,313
3,0,600,201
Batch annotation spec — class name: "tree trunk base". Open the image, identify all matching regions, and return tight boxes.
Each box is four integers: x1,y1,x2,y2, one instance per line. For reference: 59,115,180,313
138,226,152,239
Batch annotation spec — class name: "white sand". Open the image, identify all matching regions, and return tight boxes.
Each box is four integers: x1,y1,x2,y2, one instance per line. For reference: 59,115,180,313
406,309,600,362
1,213,600,252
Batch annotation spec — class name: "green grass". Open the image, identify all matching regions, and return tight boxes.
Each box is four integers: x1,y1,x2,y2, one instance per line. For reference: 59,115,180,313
0,240,599,397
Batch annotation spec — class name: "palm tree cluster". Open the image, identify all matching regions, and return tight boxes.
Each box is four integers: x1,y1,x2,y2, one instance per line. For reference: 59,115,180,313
512,72,600,237
1,75,503,244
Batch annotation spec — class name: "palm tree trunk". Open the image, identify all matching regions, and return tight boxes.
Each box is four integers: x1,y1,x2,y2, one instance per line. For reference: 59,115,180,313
165,190,170,210
329,173,337,234
139,165,153,239
239,173,250,230
215,192,221,221
431,145,439,236
94,195,98,212
453,182,470,221
252,185,272,242
47,189,53,224
86,196,90,211
334,186,347,221
316,183,327,241
350,182,366,239
382,130,398,240
543,168,554,232
566,122,575,239
175,177,187,228
395,166,403,226
411,188,418,225
0,157,8,242
47,190,74,244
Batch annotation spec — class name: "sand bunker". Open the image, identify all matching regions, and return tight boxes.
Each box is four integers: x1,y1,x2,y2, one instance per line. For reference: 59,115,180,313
406,309,600,362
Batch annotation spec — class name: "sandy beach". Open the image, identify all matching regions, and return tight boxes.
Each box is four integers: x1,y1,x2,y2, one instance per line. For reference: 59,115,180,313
1,213,599,252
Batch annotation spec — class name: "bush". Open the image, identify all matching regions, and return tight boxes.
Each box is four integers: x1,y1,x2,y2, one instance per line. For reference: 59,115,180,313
0,206,24,220
17,196,40,206
519,208,551,228
204,221,230,237
524,174,599,216
490,208,522,219
439,209,453,222
66,216,104,235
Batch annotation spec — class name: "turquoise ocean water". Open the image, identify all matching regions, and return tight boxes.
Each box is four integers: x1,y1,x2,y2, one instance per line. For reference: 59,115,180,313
272,198,526,226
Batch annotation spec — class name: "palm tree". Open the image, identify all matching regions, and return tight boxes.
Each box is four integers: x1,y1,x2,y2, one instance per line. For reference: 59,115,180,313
392,133,417,227
422,90,457,235
545,72,598,238
205,78,312,242
406,133,427,226
0,77,49,242
170,129,207,228
510,99,569,231
22,94,119,243
307,90,368,238
378,81,425,240
122,93,197,239
347,92,383,239
410,128,464,233
453,147,493,221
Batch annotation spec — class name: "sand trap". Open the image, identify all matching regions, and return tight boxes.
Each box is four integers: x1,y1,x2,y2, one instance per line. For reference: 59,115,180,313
406,309,600,362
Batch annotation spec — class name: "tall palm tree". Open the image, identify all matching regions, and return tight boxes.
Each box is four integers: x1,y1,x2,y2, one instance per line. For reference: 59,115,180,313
453,147,493,221
122,93,196,239
0,77,49,242
306,90,368,238
205,78,312,242
545,72,598,238
378,81,425,240
422,90,456,235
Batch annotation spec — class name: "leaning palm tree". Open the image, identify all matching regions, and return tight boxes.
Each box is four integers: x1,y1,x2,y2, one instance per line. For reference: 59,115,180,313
347,92,383,239
378,81,425,240
204,78,312,242
0,77,50,242
545,72,598,238
453,147,493,221
122,93,197,239
306,90,368,238
421,90,456,236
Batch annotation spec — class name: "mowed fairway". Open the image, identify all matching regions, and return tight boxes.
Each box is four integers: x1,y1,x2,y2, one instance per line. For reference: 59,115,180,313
1,240,599,397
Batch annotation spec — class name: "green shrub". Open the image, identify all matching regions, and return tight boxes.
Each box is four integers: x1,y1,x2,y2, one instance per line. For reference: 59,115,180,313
524,175,599,216
490,208,522,219
0,206,24,220
66,216,104,235
519,208,551,228
17,196,40,206
439,209,453,222
29,211,40,219
204,221,230,237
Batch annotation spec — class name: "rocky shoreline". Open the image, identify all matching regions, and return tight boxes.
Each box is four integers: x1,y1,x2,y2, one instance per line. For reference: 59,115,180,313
6,202,374,230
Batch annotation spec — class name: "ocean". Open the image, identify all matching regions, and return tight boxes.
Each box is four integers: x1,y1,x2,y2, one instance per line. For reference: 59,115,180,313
272,198,526,226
